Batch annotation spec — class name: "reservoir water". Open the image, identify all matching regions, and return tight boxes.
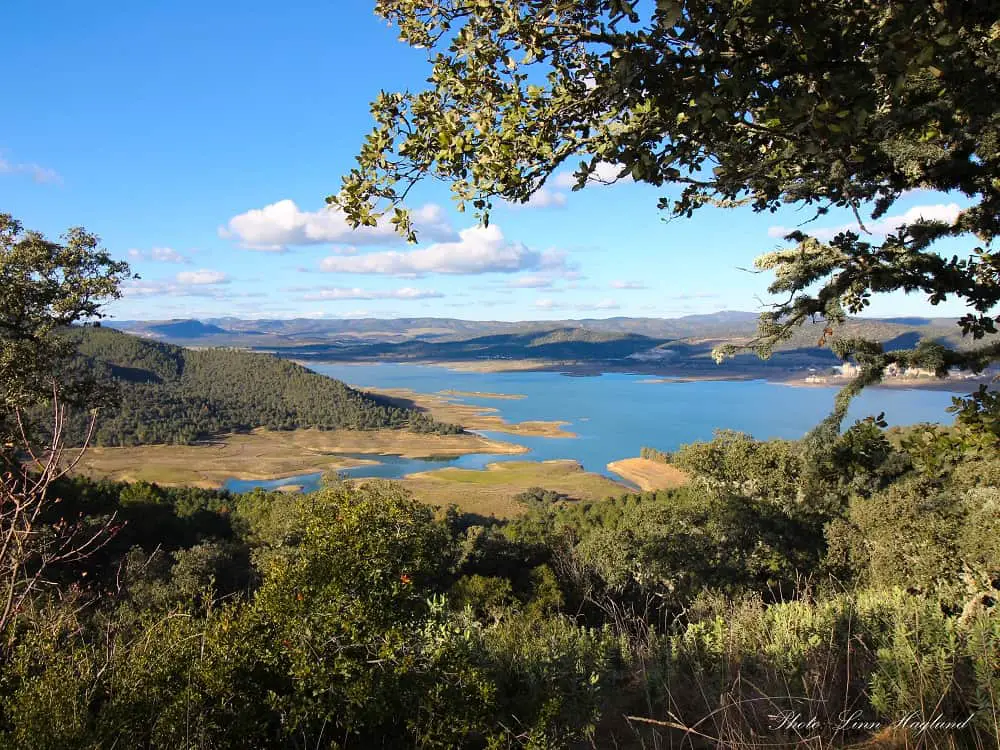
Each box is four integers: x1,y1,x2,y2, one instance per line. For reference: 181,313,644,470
222,363,967,494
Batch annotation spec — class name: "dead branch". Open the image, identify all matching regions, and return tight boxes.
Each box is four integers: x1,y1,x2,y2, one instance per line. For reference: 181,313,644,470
1,385,117,645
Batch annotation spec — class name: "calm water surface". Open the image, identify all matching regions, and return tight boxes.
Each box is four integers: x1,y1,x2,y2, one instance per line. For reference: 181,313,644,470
223,364,965,493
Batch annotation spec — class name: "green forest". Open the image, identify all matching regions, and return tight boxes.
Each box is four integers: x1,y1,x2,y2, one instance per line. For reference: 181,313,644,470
1,403,998,747
57,326,462,445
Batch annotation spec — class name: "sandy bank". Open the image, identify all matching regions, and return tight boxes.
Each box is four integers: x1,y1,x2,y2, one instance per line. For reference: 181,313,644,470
607,458,689,491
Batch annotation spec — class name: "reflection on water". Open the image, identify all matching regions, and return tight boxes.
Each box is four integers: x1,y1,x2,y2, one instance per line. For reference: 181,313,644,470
224,472,325,494
222,363,963,494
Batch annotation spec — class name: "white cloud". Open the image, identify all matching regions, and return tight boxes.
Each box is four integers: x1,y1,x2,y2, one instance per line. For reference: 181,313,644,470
768,203,963,241
122,278,243,299
538,248,577,271
503,187,568,209
301,287,443,301
220,199,456,251
534,297,619,312
611,280,646,290
578,298,620,311
121,280,172,298
300,308,393,319
152,247,189,263
553,161,633,189
128,247,190,263
176,269,229,285
0,154,62,184
318,224,571,276
674,292,720,300
508,275,555,289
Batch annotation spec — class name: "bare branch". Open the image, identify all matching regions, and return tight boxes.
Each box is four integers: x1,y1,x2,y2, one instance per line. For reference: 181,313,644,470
1,384,118,647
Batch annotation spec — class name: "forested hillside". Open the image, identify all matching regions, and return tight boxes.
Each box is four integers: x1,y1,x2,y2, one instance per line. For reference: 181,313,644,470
4,392,999,747
61,327,461,445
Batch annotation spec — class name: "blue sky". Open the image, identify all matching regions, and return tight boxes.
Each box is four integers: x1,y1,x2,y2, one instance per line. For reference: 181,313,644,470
0,0,977,323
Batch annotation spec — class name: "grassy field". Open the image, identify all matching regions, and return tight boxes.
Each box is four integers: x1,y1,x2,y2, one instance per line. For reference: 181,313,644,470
397,460,630,518
363,387,576,438
606,457,689,491
74,427,526,489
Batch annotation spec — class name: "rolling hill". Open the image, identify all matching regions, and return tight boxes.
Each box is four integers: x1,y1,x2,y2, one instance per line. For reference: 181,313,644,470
60,327,462,446
105,313,999,380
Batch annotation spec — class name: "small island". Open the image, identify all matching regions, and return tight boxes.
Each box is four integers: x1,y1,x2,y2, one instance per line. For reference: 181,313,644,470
438,389,527,400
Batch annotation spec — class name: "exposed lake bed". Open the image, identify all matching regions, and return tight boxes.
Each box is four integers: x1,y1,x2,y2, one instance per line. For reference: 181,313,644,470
225,362,965,500
77,363,969,515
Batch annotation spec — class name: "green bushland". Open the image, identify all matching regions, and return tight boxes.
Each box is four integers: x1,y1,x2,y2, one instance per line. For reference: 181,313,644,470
639,446,671,463
2,385,999,748
56,326,462,445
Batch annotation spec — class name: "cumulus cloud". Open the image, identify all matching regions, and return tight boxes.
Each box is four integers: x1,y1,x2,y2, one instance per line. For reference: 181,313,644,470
553,161,633,189
611,280,646,290
0,154,62,184
301,287,443,301
768,203,963,241
538,248,578,272
128,247,190,263
534,298,557,309
503,187,568,210
152,247,189,263
176,269,229,285
120,280,172,298
220,199,456,250
318,224,572,277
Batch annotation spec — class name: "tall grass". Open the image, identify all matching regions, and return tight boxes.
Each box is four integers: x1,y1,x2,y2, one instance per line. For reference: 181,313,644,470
612,588,999,749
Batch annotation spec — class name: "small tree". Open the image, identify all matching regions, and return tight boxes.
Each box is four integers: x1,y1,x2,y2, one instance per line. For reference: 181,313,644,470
0,213,129,647
1,213,131,436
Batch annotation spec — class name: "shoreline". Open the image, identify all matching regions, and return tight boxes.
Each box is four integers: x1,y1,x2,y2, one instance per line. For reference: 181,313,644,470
774,376,991,392
438,389,527,400
357,386,577,438
74,427,528,490
320,358,989,394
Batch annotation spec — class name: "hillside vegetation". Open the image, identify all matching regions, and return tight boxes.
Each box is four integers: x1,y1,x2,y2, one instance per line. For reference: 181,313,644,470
4,392,999,748
61,327,462,446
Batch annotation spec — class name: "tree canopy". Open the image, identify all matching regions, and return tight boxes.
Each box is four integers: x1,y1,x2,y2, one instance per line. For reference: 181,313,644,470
0,214,131,441
334,0,1000,422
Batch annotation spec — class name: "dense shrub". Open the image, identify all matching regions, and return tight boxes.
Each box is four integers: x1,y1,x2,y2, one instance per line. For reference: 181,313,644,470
3,388,1000,747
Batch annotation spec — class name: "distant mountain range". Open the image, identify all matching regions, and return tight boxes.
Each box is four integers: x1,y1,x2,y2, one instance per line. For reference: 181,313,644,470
107,311,786,344
107,311,978,351
101,312,1000,383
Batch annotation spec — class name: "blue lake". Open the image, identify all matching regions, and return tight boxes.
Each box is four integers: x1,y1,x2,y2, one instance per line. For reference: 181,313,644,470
222,363,967,494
